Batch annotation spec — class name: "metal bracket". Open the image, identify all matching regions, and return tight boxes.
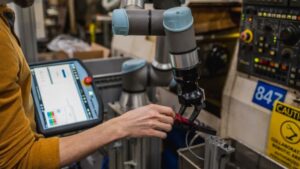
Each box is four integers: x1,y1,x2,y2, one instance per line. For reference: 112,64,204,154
204,136,235,169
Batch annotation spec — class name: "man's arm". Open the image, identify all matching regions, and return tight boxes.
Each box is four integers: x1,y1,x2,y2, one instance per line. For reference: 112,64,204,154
59,104,175,166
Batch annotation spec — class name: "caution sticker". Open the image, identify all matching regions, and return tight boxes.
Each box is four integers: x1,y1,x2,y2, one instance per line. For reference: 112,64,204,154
267,101,300,169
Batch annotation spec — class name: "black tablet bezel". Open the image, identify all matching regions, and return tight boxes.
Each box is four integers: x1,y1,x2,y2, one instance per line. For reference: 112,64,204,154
30,59,103,137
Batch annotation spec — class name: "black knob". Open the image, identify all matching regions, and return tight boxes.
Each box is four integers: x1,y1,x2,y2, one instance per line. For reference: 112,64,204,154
282,52,291,59
280,26,300,46
206,45,229,76
281,48,293,60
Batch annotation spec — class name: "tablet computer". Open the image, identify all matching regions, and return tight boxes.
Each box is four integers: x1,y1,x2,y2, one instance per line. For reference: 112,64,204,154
30,59,103,136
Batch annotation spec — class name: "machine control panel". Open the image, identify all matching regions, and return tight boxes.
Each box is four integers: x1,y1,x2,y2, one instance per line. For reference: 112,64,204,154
238,1,300,90
31,59,103,136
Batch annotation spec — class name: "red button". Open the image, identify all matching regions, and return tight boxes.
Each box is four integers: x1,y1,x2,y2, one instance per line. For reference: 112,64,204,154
84,77,93,85
260,59,269,65
281,64,288,71
270,62,275,67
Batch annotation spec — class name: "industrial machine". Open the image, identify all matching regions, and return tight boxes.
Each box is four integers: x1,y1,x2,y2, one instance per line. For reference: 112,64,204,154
222,0,300,150
219,1,300,169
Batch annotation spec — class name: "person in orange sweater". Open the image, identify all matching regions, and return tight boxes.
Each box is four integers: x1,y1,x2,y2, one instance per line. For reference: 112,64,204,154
0,1,175,169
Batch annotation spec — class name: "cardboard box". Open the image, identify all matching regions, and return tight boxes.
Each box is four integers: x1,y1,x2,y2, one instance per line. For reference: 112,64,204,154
73,43,109,60
39,43,110,61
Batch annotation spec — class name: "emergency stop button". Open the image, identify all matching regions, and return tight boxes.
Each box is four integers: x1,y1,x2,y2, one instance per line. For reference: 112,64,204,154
84,76,93,85
241,29,254,43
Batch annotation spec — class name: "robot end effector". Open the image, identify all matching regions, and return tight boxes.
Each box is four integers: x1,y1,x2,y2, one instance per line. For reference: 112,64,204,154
112,7,205,122
163,8,205,122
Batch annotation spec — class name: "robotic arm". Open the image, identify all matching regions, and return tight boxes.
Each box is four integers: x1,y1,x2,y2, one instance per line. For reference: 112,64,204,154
163,7,205,122
112,6,205,122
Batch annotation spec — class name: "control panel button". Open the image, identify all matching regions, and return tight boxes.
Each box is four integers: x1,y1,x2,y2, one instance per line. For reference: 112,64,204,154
259,36,265,41
258,12,263,16
290,80,295,85
290,74,296,79
269,51,276,56
292,16,297,20
281,14,287,19
262,66,267,70
248,17,253,22
89,91,94,96
265,43,270,48
241,29,254,43
272,69,276,73
84,77,93,85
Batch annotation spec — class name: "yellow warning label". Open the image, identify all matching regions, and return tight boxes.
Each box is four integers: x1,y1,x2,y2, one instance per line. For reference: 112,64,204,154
267,101,300,169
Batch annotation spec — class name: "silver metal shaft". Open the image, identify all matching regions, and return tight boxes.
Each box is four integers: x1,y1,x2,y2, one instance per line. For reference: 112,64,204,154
122,0,145,9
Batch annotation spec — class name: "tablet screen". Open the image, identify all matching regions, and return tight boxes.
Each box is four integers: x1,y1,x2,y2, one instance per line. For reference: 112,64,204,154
31,60,101,136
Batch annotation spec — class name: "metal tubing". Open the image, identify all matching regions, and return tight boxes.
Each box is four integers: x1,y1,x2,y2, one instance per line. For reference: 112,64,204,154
149,37,173,87
170,49,199,69
122,0,145,9
165,26,197,54
126,10,165,35
153,37,172,69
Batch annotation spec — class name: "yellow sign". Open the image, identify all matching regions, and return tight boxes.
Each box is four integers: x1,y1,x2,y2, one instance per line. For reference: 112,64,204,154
267,101,300,169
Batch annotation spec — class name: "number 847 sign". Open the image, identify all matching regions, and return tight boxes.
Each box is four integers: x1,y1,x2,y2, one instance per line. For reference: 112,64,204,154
252,81,287,110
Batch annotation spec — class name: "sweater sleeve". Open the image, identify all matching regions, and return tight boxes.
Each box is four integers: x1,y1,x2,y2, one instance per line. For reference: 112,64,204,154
0,21,60,169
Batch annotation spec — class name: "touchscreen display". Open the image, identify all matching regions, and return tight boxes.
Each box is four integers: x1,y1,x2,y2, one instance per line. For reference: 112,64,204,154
31,64,92,129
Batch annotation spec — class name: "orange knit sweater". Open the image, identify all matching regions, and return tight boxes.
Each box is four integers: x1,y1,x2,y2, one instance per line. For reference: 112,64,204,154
0,5,59,169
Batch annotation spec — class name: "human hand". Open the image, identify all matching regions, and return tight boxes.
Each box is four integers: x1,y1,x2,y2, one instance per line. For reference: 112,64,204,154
114,104,175,139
